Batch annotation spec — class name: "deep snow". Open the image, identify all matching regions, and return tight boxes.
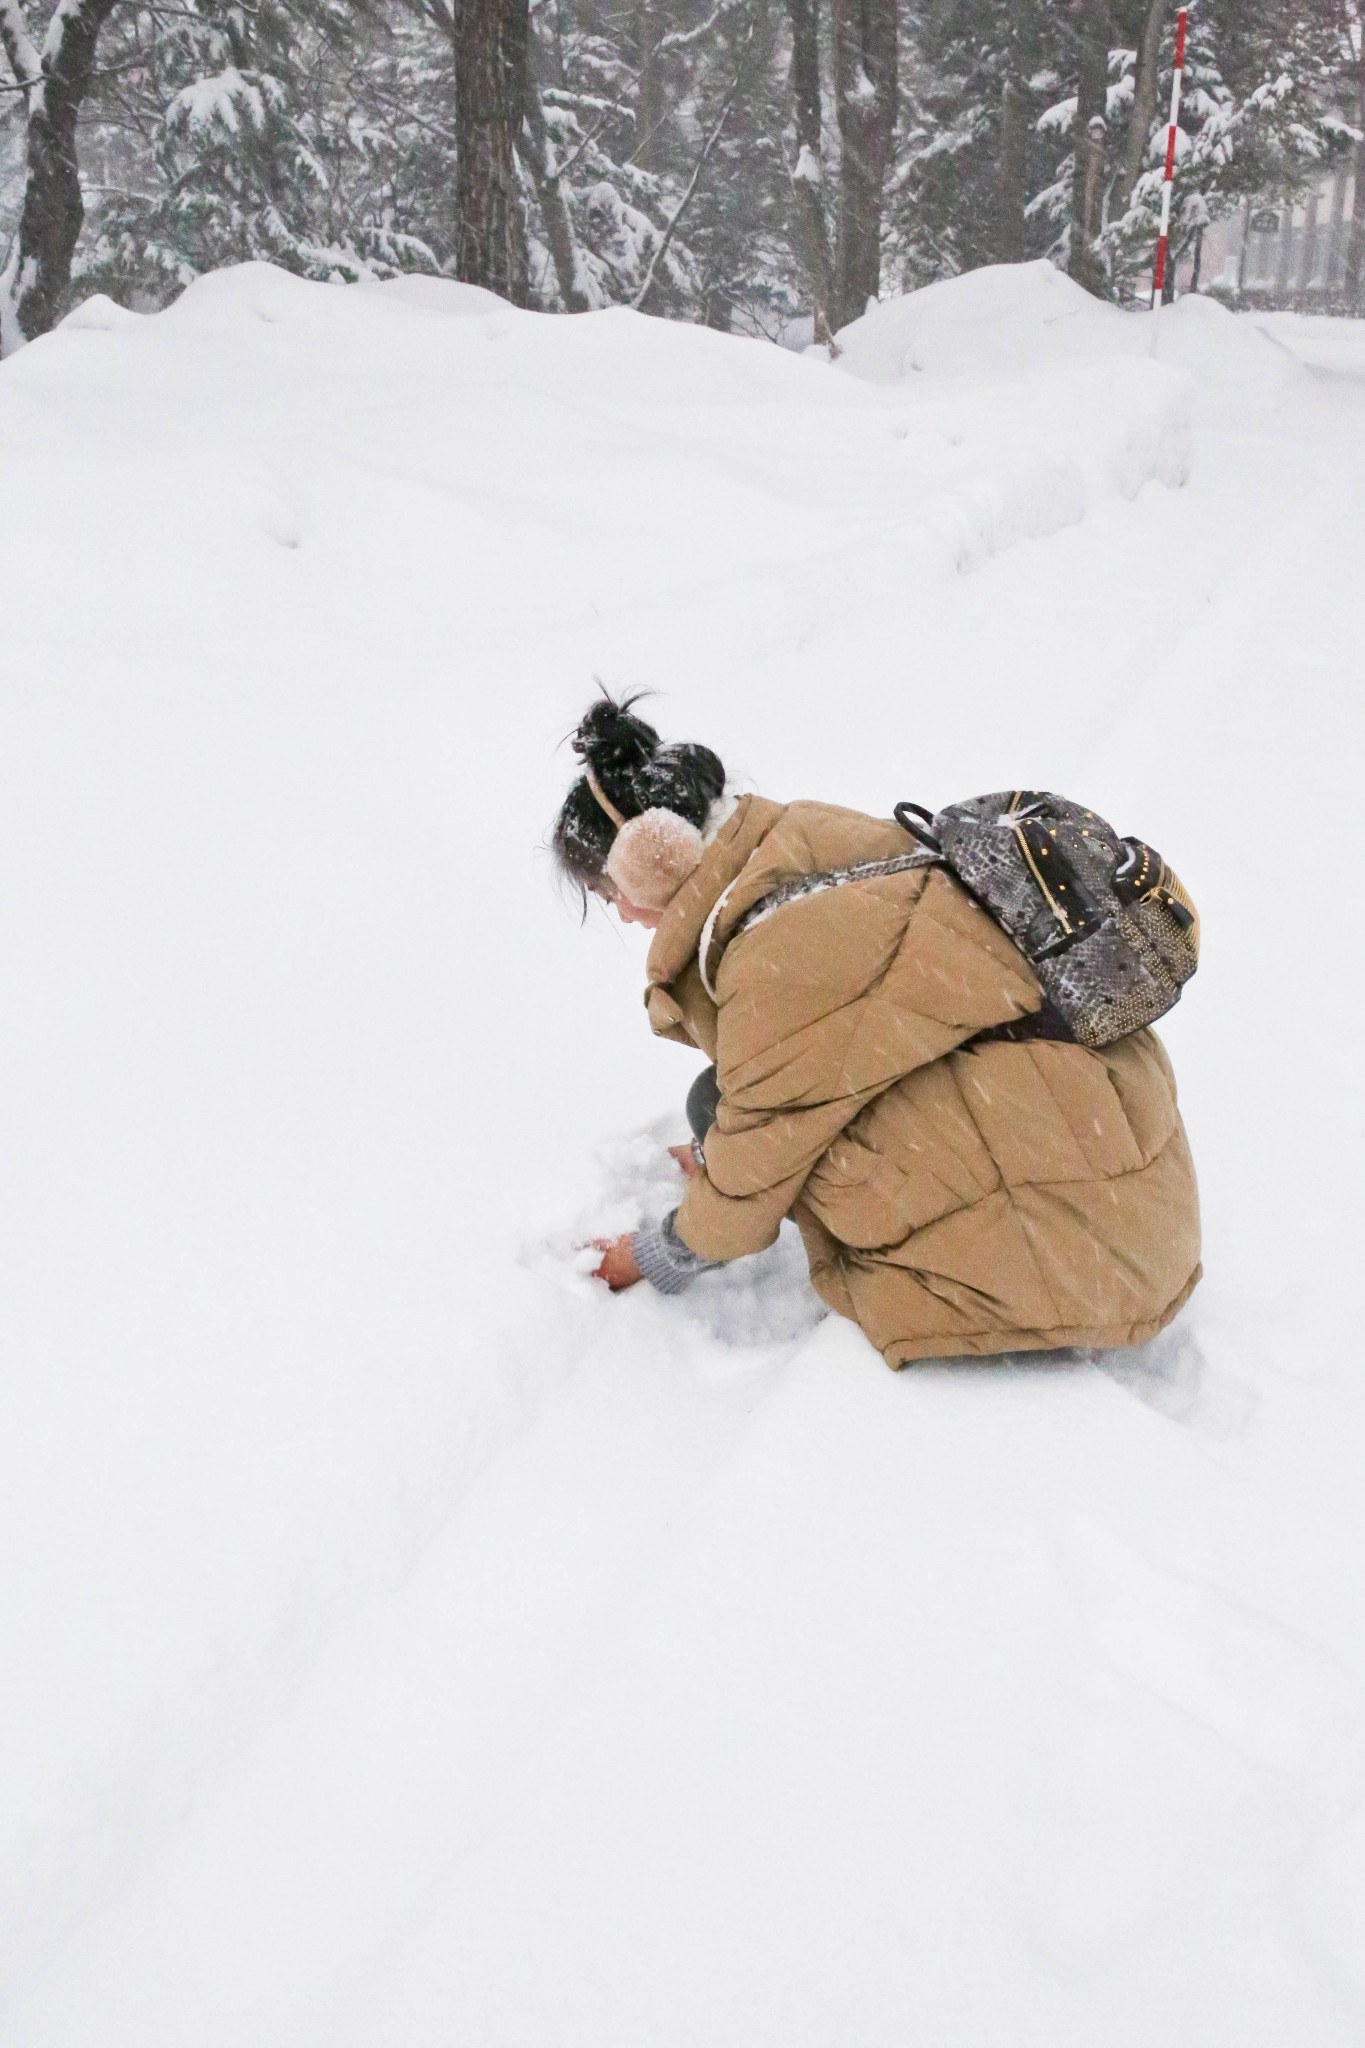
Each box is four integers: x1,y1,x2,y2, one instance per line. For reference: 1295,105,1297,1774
0,260,1362,2046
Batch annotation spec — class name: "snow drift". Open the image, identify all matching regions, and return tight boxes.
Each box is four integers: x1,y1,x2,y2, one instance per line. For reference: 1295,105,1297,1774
0,262,1362,2047
834,257,1305,408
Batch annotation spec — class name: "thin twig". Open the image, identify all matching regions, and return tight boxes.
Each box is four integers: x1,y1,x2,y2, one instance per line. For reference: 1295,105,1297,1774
552,107,610,179
632,13,756,312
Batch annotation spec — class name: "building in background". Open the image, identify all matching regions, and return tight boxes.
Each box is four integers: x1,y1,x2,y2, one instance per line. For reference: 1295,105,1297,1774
1192,170,1357,310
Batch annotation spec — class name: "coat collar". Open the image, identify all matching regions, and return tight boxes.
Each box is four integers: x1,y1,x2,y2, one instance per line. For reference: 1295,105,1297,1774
645,794,786,993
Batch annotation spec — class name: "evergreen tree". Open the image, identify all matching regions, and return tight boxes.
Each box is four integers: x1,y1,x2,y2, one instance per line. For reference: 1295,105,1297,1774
78,0,444,302
889,0,1065,288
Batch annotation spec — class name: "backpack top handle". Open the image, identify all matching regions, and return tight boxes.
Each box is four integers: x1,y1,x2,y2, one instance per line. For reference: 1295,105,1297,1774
894,801,941,851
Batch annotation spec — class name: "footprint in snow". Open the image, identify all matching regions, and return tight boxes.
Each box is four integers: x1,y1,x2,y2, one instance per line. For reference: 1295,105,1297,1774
1091,1320,1258,1441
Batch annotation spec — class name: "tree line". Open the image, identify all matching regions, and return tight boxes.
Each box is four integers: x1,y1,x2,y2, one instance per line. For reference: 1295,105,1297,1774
1,0,1358,357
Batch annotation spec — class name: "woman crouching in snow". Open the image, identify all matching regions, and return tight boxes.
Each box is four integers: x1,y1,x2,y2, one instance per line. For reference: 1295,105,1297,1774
554,695,1200,1368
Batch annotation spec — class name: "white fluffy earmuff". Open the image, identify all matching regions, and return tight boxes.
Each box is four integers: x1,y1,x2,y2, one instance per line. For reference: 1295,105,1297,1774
585,765,705,911
606,808,705,911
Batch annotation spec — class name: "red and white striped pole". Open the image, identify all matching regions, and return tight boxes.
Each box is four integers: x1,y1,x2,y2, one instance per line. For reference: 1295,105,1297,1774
1150,6,1188,351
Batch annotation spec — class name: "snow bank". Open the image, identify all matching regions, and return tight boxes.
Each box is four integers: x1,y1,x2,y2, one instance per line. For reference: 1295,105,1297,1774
1,262,1362,2046
1252,309,1365,383
834,259,1304,412
832,262,1202,551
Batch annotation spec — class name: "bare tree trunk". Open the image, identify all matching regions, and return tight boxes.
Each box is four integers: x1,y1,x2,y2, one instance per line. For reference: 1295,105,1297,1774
636,3,661,173
1114,0,1164,218
1068,0,1109,295
452,0,530,304
1295,185,1320,299
1344,53,1365,311
520,75,592,311
0,0,123,354
1342,188,1361,308
996,75,1028,263
1326,166,1348,298
1235,196,1251,301
832,0,897,331
786,0,834,346
1346,137,1365,309
1273,200,1296,303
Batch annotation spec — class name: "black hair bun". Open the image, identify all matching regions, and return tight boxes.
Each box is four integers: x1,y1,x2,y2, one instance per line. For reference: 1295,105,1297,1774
570,692,659,810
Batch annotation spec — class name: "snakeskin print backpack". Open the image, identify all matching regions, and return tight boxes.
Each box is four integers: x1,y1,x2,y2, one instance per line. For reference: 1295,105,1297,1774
894,792,1199,1049
720,791,1198,1051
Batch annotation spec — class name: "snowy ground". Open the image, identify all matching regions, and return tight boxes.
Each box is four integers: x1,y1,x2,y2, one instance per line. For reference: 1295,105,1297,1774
1,260,1362,2046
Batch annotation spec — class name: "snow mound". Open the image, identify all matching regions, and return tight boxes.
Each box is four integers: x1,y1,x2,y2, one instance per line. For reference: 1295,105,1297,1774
58,293,144,334
33,259,1188,582
369,273,511,318
834,259,1304,411
829,261,1194,517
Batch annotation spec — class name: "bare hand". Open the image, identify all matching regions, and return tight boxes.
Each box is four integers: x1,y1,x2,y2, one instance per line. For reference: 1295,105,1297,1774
589,1234,643,1291
669,1142,700,1179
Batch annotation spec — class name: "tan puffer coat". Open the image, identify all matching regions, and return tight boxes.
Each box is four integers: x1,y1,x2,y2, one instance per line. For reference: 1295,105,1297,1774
645,795,1201,1367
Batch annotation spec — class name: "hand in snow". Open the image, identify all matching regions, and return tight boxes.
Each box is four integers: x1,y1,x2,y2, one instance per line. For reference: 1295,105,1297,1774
590,1235,643,1291
669,1142,700,1179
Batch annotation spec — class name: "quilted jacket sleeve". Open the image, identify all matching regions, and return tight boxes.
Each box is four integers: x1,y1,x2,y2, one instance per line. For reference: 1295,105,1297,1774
673,1099,864,1261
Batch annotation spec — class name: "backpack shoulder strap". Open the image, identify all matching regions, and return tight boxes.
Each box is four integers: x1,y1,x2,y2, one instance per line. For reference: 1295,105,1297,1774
698,845,938,1003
